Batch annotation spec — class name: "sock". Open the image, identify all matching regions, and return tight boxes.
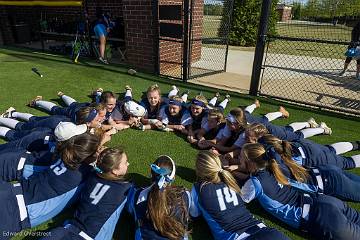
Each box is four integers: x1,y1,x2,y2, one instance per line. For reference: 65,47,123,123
36,100,58,112
264,112,283,122
331,142,354,155
61,95,77,106
181,93,188,103
12,112,34,121
218,99,229,110
0,126,11,137
352,154,360,168
209,96,218,107
288,122,310,132
245,104,256,114
125,89,132,99
168,88,178,98
300,128,324,138
0,117,20,129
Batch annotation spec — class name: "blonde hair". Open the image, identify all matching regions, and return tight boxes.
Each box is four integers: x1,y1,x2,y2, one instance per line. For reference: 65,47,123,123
193,95,208,106
195,150,241,193
208,109,225,123
96,147,127,181
242,143,289,185
169,95,183,102
261,135,309,182
147,84,161,96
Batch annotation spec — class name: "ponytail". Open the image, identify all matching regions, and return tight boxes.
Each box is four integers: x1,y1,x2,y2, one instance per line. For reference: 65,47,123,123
261,135,309,182
242,143,289,185
147,156,189,240
219,169,241,193
196,150,241,194
269,159,289,185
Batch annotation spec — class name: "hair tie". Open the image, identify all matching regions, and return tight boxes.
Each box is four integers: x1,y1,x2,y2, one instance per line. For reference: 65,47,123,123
191,99,206,108
85,109,98,123
263,145,276,162
169,99,182,106
94,166,103,174
150,163,173,190
219,168,224,174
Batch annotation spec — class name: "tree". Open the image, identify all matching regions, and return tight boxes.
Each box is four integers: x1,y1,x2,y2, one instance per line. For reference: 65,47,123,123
292,2,302,20
224,0,279,46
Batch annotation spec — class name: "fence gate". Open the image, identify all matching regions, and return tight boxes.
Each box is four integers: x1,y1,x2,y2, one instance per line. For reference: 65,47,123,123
156,0,233,81
259,3,360,115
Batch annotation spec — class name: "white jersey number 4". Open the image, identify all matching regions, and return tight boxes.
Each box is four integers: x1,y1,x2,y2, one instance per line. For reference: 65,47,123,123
216,187,239,211
90,183,110,205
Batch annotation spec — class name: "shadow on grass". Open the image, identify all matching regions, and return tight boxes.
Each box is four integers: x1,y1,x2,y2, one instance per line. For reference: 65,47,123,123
127,172,151,188
176,165,196,183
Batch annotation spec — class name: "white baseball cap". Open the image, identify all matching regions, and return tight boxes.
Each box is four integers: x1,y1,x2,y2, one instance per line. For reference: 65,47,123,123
124,101,147,117
54,122,88,141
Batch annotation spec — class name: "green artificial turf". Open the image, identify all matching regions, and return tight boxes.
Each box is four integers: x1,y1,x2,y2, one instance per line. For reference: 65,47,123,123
0,47,359,240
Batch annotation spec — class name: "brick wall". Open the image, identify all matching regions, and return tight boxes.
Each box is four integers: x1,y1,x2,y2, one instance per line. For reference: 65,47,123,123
122,0,157,72
0,0,203,75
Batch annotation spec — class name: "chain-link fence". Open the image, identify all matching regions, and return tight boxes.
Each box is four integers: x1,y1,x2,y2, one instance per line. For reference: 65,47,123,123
260,2,360,115
189,0,233,79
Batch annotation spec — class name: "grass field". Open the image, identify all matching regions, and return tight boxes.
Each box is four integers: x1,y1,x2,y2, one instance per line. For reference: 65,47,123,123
202,15,352,59
0,47,359,240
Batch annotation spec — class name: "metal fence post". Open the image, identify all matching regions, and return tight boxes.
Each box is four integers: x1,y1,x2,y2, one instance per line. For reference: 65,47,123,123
182,0,190,82
250,0,272,96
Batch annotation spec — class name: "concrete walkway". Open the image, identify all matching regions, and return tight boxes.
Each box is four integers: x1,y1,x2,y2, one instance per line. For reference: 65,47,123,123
189,47,360,114
189,48,254,93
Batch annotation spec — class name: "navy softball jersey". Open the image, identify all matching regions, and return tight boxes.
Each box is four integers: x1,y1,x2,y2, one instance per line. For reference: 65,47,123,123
44,173,132,240
242,170,360,239
159,106,192,126
191,182,288,240
189,110,208,131
0,129,55,153
0,160,92,234
0,148,54,181
140,98,166,119
290,139,356,169
127,185,193,240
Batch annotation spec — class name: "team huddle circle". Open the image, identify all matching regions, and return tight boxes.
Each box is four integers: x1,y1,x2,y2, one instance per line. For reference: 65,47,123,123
0,84,359,240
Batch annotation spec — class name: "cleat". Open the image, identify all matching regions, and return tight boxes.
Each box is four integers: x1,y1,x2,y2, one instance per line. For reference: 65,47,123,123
307,117,319,128
1,107,16,118
57,91,64,97
214,92,220,97
28,96,42,107
279,106,289,118
99,57,109,65
127,69,137,75
225,94,231,101
320,122,332,135
125,85,132,91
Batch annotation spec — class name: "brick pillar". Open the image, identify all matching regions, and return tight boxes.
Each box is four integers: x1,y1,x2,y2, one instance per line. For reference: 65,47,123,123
122,0,157,72
190,0,203,62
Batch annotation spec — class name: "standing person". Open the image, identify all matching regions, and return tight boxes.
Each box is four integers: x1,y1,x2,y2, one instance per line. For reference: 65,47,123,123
127,155,194,240
340,21,360,80
191,150,289,240
93,8,113,64
43,147,132,240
